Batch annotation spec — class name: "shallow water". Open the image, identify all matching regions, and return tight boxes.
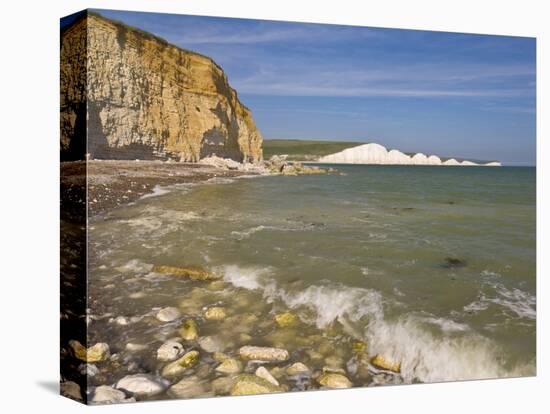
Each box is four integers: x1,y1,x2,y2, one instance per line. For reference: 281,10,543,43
87,165,536,398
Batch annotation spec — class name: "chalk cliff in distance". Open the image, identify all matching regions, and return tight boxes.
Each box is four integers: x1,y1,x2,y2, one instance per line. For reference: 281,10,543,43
317,143,501,166
60,11,263,162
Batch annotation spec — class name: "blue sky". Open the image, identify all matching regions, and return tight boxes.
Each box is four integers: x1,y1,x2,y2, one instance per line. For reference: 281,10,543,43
94,9,536,165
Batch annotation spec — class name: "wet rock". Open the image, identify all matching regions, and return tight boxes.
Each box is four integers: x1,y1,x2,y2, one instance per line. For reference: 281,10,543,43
78,363,99,377
156,307,182,322
371,354,401,373
179,319,199,340
441,257,467,269
204,306,226,321
168,376,212,399
211,376,235,395
213,352,230,362
208,280,226,291
161,350,200,377
274,312,298,328
286,362,310,376
215,358,243,374
152,265,219,280
157,340,185,362
317,373,353,389
230,374,282,396
198,336,224,353
69,340,110,362
351,341,368,354
255,366,279,386
239,346,290,362
112,316,129,325
324,355,345,371
92,385,134,404
60,381,82,401
126,343,148,352
115,374,166,397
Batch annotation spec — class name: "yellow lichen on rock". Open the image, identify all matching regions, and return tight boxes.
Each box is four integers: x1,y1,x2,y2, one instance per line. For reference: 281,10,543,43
161,350,200,377
69,340,110,363
178,319,199,341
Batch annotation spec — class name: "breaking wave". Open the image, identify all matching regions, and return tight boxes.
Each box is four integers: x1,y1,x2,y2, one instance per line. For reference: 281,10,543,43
221,264,534,383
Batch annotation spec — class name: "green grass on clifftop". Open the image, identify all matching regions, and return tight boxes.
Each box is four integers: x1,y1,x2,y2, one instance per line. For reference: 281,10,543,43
263,139,364,161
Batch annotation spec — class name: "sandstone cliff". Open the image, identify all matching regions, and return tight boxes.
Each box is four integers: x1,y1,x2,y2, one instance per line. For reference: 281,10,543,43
60,11,263,162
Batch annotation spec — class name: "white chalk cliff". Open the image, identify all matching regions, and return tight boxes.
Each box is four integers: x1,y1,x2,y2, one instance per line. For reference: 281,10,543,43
317,143,501,166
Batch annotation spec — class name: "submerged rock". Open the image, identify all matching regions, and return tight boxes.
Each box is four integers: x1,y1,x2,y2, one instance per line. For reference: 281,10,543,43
239,346,289,362
441,257,467,269
204,306,227,321
254,366,279,386
198,336,224,353
126,343,148,352
178,319,199,341
215,358,243,375
168,376,212,399
161,350,200,377
60,381,82,401
69,340,110,363
286,362,310,376
274,312,298,328
115,374,166,397
230,374,282,396
211,376,236,395
92,385,133,404
371,354,401,373
351,341,368,354
156,307,182,322
152,265,218,280
157,340,185,362
317,373,353,389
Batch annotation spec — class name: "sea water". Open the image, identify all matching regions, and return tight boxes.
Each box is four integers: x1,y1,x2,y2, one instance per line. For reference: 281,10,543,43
87,165,536,393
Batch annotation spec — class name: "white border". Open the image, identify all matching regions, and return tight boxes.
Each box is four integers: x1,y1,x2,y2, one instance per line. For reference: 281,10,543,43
0,1,546,413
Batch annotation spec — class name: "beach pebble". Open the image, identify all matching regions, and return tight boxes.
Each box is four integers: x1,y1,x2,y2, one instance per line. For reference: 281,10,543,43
198,336,224,353
178,319,199,340
204,306,226,320
92,385,133,404
239,346,289,362
126,343,148,352
215,358,243,375
60,381,82,401
168,376,212,399
230,374,281,396
161,351,200,378
371,354,401,373
156,307,181,322
69,340,110,362
255,366,279,386
157,340,184,362
78,363,99,377
286,362,310,376
115,374,166,397
317,373,353,389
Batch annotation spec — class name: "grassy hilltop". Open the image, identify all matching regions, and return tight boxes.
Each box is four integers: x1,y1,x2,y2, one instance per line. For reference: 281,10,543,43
263,139,363,161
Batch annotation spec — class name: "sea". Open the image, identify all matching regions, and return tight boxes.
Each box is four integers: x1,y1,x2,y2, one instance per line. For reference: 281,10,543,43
87,165,536,389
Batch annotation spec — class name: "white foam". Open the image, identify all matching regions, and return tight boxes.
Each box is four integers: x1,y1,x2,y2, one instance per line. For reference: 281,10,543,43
220,264,533,383
140,185,171,200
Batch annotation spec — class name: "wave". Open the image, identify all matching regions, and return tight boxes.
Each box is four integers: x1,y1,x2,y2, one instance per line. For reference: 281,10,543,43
220,264,534,383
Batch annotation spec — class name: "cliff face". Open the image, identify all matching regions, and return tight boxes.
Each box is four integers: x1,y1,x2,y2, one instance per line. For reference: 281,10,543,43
60,12,263,162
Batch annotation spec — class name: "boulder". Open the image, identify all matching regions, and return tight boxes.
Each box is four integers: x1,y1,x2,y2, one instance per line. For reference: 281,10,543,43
204,307,227,321
254,366,279,386
152,265,218,280
274,312,297,328
178,319,199,341
69,340,110,362
371,354,401,373
215,358,243,375
230,374,282,396
156,307,181,322
157,340,185,362
239,346,289,362
115,374,166,397
317,373,353,389
91,385,133,404
161,350,200,377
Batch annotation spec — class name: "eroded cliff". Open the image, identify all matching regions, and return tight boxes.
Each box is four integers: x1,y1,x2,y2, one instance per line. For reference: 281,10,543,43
60,11,263,162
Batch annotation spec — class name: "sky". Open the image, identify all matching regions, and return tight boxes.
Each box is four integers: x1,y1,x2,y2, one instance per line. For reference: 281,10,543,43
93,9,536,165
